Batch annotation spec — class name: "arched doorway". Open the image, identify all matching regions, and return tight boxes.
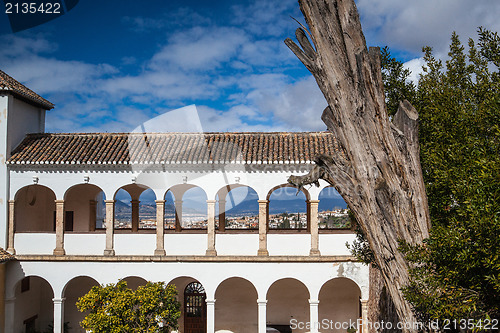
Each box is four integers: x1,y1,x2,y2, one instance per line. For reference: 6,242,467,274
184,282,206,333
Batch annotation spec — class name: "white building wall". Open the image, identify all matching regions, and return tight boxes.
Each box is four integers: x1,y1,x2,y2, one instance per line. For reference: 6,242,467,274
0,94,9,249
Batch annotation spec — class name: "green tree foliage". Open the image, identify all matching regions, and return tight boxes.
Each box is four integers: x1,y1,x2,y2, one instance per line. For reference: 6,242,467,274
380,46,418,116
76,281,181,333
349,28,500,322
402,29,500,321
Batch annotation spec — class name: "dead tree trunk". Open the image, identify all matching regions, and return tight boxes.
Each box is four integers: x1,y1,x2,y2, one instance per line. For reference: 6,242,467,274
285,0,430,328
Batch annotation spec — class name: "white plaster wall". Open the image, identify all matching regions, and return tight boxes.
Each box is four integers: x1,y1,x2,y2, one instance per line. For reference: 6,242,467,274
319,234,356,255
267,234,310,256
14,233,55,254
8,98,44,152
0,95,9,249
215,234,258,255
164,234,208,255
64,234,106,255
115,234,156,255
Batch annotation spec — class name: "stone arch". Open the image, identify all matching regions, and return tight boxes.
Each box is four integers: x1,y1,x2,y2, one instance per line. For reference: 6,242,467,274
318,186,350,230
214,277,258,332
113,184,156,230
14,184,56,232
64,184,106,231
266,278,310,332
168,276,207,333
318,277,362,332
216,184,259,231
267,184,310,230
13,275,54,333
167,184,208,230
62,276,100,332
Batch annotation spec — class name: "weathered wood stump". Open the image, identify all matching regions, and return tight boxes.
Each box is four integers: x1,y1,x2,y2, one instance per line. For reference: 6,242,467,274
285,0,430,328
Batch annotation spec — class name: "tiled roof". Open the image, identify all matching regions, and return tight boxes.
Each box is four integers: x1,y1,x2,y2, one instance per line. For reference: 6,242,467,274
8,132,340,165
0,69,54,110
0,248,14,263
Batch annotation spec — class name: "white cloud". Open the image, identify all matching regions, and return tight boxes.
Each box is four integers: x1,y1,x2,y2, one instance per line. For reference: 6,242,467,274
356,0,500,55
149,26,248,71
404,57,426,84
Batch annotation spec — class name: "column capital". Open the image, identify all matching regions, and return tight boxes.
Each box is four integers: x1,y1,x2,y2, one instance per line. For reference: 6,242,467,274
308,299,320,305
257,199,269,204
104,199,116,204
52,298,66,304
308,199,320,204
218,199,226,203
8,199,15,204
206,199,217,204
360,299,369,306
155,199,166,204
257,299,267,305
205,299,216,305
54,199,64,204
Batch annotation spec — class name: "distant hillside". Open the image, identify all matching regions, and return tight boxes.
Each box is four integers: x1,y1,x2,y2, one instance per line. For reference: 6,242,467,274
118,196,347,219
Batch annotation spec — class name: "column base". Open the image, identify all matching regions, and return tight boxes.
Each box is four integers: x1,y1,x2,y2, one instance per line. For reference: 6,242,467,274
205,249,217,256
309,249,321,256
104,249,115,256
53,248,65,256
6,248,15,255
257,249,269,256
154,249,166,256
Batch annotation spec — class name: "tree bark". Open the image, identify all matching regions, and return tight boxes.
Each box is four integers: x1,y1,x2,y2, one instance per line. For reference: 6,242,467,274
285,0,430,328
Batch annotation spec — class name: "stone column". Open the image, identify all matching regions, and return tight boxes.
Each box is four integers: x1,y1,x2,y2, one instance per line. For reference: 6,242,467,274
53,200,65,256
218,199,226,231
7,200,15,254
361,299,369,333
155,200,166,255
257,200,269,256
309,299,320,333
4,297,15,333
131,199,140,231
104,200,115,256
257,299,267,333
89,200,97,232
309,200,321,256
206,200,217,256
206,299,216,333
174,200,183,231
53,298,65,333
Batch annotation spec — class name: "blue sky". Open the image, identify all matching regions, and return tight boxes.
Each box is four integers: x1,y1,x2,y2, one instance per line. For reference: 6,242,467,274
1,0,499,133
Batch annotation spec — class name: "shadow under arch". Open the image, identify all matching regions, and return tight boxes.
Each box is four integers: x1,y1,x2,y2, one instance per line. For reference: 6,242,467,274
62,276,100,332
266,278,310,330
14,184,56,232
63,183,106,231
215,277,258,332
318,277,362,332
120,276,148,290
13,275,54,333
